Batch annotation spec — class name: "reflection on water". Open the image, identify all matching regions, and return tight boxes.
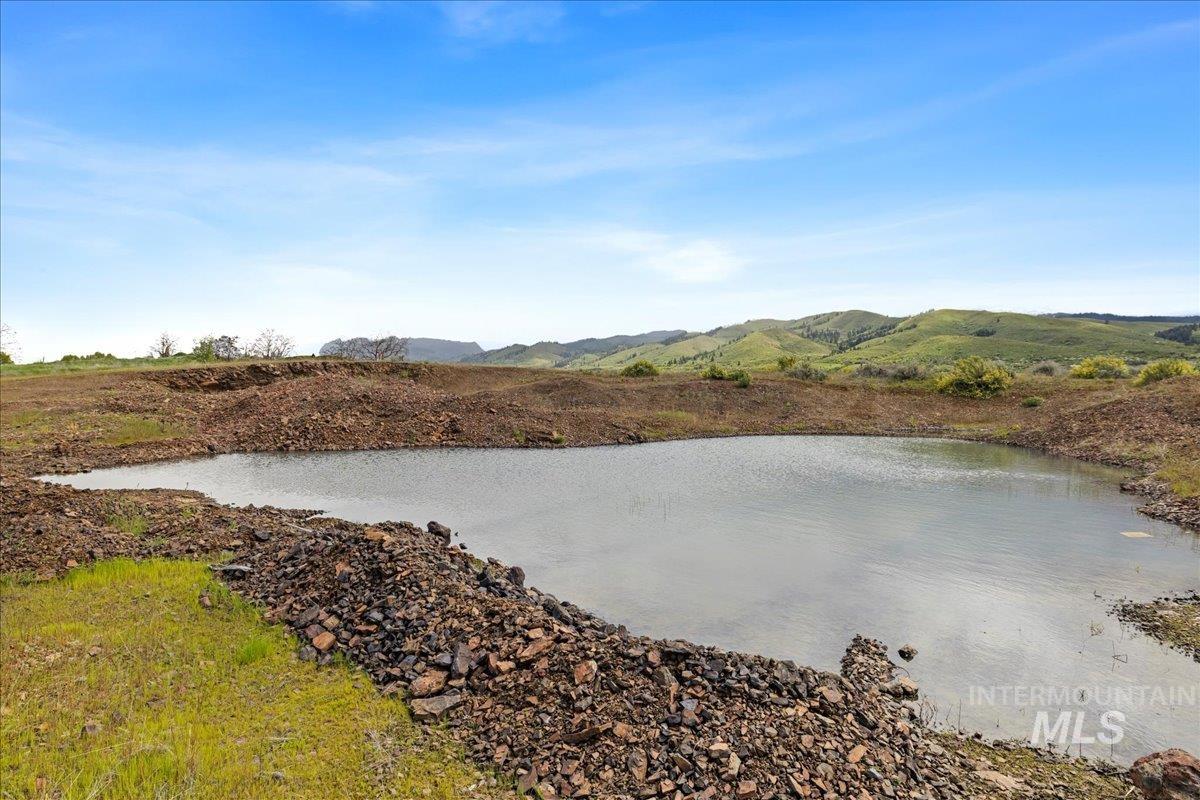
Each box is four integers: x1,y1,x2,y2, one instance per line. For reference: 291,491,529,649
47,436,1199,761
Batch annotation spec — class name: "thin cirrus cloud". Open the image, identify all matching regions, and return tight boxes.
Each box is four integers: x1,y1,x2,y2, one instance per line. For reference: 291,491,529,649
436,1,566,44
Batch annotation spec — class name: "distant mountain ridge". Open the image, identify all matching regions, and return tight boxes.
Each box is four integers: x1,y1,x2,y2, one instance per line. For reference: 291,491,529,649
406,338,483,361
1045,313,1200,324
328,309,1197,370
472,309,1195,371
463,330,686,368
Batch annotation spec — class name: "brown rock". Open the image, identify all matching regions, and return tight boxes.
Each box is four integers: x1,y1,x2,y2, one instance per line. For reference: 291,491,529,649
311,631,337,652
627,750,648,782
736,779,758,798
848,744,867,764
1130,749,1200,800
451,642,474,677
410,669,448,698
410,693,462,721
573,659,599,685
517,636,555,662
816,685,843,705
976,770,1022,792
517,768,538,794
562,722,609,744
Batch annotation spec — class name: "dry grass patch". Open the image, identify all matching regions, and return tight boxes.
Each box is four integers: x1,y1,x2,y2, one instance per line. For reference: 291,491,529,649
0,559,492,799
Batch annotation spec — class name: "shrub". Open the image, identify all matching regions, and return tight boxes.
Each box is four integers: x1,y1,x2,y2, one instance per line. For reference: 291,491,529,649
1133,359,1197,386
0,352,11,365
934,357,1014,398
192,336,217,362
788,362,827,382
889,364,924,381
698,364,751,386
1154,323,1200,345
972,327,996,337
1027,360,1064,377
621,360,660,377
1021,396,1044,408
60,354,80,362
853,362,927,381
1070,356,1129,379
776,355,798,372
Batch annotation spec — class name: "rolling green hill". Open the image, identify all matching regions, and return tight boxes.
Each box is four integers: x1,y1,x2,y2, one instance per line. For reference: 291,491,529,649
695,329,831,370
789,309,901,334
827,310,1195,366
466,308,1197,374
579,334,725,369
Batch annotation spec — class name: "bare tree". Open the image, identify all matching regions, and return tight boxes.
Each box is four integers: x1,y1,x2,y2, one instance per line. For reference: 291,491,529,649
367,335,408,361
248,329,294,359
151,331,178,358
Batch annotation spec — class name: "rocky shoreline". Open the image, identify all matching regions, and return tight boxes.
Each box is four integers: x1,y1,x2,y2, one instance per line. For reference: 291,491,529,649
1113,592,1200,664
0,475,1131,798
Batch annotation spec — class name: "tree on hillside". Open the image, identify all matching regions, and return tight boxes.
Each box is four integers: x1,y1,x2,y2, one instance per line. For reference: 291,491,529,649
212,335,242,360
367,335,408,361
247,329,294,359
151,332,178,358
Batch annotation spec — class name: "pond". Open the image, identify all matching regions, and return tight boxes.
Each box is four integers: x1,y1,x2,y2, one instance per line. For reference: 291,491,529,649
47,436,1199,761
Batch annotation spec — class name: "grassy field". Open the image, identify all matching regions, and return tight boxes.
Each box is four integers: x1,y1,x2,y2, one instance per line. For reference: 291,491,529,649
0,409,190,453
0,560,489,800
0,354,212,379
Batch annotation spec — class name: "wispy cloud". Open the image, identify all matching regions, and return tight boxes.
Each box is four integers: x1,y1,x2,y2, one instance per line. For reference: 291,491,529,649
437,1,565,44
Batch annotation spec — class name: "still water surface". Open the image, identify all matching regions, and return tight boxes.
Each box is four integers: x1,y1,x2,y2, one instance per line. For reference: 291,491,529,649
49,436,1199,760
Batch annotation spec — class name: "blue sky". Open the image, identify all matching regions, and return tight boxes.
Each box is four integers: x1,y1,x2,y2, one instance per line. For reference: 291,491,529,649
1,1,1198,359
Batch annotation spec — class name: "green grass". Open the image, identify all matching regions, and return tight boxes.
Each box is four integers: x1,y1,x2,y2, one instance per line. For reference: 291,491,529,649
1,411,190,452
1158,457,1200,498
942,735,1126,799
0,559,486,800
103,416,190,445
105,500,150,535
650,410,699,427
0,354,208,379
